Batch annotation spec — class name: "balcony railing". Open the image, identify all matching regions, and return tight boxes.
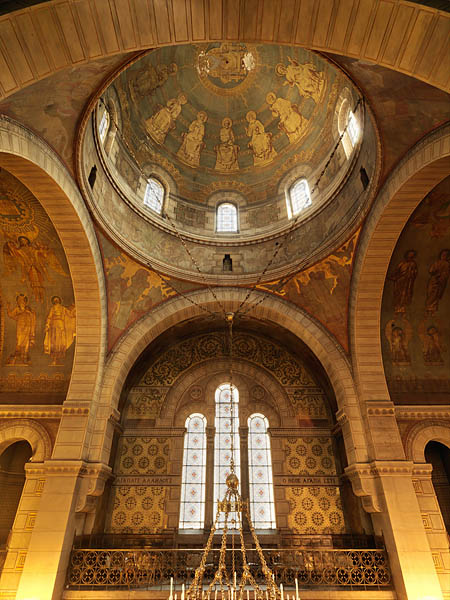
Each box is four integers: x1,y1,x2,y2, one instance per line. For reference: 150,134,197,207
66,547,391,590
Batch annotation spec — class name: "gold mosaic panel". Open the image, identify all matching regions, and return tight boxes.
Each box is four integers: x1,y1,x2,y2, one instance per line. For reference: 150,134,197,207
286,486,345,534
284,437,337,476
108,485,167,534
116,437,169,475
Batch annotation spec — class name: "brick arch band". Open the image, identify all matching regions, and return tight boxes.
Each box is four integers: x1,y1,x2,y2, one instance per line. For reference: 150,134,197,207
0,0,448,101
405,423,450,464
0,117,107,462
93,288,369,469
0,420,52,462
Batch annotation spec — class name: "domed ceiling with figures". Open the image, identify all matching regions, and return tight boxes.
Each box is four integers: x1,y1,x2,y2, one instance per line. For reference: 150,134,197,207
80,43,379,281
112,44,357,204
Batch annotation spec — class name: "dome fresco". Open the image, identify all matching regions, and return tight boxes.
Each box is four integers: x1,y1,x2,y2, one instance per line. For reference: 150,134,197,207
80,44,379,281
112,44,358,204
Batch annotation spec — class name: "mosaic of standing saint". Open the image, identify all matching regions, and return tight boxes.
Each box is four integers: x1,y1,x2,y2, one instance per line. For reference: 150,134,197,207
215,118,239,172
266,92,305,144
276,57,325,104
177,111,207,167
145,93,187,145
246,111,277,167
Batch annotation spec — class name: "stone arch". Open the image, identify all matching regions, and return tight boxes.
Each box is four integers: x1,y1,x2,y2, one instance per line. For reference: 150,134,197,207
350,124,450,404
0,117,107,460
405,422,450,464
0,420,52,462
0,0,447,101
92,288,368,468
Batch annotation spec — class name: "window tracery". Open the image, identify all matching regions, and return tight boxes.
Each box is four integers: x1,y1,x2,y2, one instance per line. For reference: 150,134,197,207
217,203,238,232
179,413,207,529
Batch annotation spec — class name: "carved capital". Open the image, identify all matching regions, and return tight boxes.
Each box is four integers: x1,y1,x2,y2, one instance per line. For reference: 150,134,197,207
75,463,112,513
345,463,382,513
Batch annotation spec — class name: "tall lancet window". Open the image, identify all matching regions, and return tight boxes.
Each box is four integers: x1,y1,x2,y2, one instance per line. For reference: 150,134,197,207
214,384,240,528
179,414,207,529
248,414,276,529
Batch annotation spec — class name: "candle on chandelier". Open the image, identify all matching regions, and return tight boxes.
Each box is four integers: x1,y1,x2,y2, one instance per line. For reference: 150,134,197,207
295,578,299,600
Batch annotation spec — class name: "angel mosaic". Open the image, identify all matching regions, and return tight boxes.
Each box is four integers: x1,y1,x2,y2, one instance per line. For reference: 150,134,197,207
266,92,305,143
215,118,239,171
145,93,187,145
177,111,207,167
44,296,76,366
245,111,277,167
385,319,412,365
3,235,68,303
276,57,325,104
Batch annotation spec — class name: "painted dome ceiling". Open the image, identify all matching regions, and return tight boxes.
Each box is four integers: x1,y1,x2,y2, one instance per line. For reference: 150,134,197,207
80,44,379,282
112,44,354,203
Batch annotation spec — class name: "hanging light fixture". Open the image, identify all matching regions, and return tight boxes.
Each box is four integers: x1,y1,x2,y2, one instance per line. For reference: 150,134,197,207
168,314,300,600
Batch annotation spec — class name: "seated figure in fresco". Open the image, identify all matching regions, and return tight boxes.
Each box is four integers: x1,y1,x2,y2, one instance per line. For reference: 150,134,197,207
145,93,187,145
245,111,277,167
266,92,305,144
177,111,207,167
276,57,325,104
44,296,76,366
215,118,239,171
6,294,35,365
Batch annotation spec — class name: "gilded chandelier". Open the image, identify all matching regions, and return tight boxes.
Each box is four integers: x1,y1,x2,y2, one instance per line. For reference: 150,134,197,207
169,314,300,600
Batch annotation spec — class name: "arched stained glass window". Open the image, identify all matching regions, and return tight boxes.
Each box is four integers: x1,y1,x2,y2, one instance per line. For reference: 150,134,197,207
144,178,164,214
179,414,207,529
99,108,110,143
214,384,240,528
248,414,276,529
288,178,311,218
217,203,238,232
338,98,359,159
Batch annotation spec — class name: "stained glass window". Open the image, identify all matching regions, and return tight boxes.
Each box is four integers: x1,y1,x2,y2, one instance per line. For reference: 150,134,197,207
289,179,311,217
214,384,240,528
217,203,238,232
248,414,276,529
179,414,207,529
144,178,164,214
99,109,110,143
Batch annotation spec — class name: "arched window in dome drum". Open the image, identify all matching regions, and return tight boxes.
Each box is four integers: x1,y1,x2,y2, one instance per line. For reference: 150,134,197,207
248,414,276,529
288,178,311,218
217,203,238,233
144,178,164,214
179,414,207,529
99,108,110,143
338,98,359,159
214,384,240,528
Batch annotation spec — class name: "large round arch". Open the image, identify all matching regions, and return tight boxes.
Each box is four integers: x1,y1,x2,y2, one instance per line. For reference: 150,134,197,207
350,124,450,405
91,287,369,468
0,117,107,461
0,0,447,102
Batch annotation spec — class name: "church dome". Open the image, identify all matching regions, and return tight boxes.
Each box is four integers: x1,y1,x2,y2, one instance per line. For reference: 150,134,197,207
79,44,379,283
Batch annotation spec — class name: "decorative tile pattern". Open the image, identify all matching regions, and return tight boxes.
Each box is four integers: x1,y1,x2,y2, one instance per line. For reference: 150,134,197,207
108,485,167,534
286,486,345,534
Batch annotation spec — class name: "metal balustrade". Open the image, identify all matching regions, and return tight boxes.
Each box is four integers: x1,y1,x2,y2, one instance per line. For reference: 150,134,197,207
66,547,391,590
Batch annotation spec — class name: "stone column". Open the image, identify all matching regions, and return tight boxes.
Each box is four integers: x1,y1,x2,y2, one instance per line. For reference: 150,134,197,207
345,401,444,600
0,462,45,598
412,463,450,598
